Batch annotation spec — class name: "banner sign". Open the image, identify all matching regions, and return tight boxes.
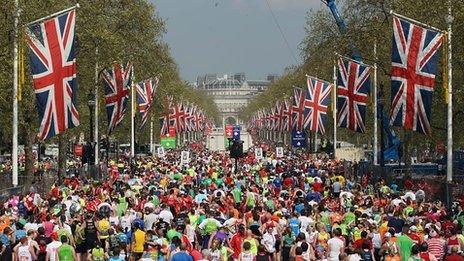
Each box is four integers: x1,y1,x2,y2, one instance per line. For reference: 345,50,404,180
160,137,176,149
181,150,190,165
157,147,165,158
233,125,241,140
255,147,263,160
168,126,176,137
292,130,307,148
225,124,233,137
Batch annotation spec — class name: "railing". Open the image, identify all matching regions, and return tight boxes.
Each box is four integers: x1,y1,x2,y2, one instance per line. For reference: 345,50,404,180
0,164,107,201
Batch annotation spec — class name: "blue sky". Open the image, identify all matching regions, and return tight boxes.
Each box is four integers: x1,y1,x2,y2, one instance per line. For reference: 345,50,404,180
151,0,323,82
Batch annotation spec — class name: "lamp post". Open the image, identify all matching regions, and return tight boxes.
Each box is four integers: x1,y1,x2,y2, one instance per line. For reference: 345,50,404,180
87,93,95,168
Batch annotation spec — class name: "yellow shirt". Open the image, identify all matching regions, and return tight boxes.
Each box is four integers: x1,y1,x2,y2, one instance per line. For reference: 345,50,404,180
97,219,110,239
133,229,146,253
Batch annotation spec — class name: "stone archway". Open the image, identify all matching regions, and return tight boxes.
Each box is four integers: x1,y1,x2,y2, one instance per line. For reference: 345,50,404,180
224,116,237,125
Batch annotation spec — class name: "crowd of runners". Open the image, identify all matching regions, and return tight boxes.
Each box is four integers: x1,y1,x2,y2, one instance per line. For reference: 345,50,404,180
0,145,463,261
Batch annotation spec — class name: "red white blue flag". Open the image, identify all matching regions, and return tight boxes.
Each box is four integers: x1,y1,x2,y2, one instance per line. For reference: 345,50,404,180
390,15,443,135
169,102,185,133
304,76,332,134
183,103,195,132
101,62,134,134
275,101,285,132
283,98,293,132
160,96,173,136
337,57,371,133
136,77,159,129
292,87,306,131
26,9,79,140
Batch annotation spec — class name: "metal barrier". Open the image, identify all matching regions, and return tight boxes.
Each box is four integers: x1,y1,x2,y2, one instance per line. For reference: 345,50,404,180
0,186,24,202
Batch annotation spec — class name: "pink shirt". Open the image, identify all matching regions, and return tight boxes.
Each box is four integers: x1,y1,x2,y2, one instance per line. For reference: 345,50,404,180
42,221,54,237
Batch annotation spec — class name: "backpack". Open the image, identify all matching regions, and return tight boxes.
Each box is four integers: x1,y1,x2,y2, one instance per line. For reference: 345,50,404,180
39,244,47,255
109,235,120,250
38,238,48,255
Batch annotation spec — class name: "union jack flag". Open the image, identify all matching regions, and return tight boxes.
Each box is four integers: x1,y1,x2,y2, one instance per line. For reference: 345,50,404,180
283,98,293,132
269,106,277,131
26,9,79,140
183,103,195,132
193,106,202,131
292,87,306,131
169,102,185,133
160,96,173,136
135,77,159,129
337,57,371,133
303,76,333,134
275,101,285,132
101,62,133,134
198,109,206,131
390,15,443,135
160,115,169,137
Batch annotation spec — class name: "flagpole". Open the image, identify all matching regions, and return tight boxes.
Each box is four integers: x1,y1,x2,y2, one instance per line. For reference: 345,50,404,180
150,117,154,154
94,47,99,167
373,42,378,165
12,0,19,187
446,0,453,206
333,60,337,159
131,80,135,158
390,11,445,33
26,4,79,26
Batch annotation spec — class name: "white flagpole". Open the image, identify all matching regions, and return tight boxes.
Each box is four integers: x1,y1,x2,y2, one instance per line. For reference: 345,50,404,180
131,80,135,158
333,60,337,159
94,47,99,167
373,42,379,165
12,0,19,187
446,0,453,184
150,117,154,154
26,4,79,26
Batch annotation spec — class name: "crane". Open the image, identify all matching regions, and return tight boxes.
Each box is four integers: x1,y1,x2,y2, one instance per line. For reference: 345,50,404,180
321,0,400,163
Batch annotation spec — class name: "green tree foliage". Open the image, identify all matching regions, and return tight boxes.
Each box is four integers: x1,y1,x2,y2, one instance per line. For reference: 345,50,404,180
241,0,464,149
0,0,219,147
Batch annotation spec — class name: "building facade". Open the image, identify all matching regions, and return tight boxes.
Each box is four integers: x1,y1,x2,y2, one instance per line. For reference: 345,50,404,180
195,73,276,127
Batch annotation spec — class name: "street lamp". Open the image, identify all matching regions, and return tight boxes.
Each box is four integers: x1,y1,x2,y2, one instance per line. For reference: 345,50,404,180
87,93,95,171
87,93,95,143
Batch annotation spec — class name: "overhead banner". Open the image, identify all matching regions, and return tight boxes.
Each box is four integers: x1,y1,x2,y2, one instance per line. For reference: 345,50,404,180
292,130,307,148
160,137,176,149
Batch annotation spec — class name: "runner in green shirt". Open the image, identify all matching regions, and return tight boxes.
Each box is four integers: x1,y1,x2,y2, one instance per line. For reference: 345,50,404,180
232,187,241,204
57,236,76,261
397,226,414,261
